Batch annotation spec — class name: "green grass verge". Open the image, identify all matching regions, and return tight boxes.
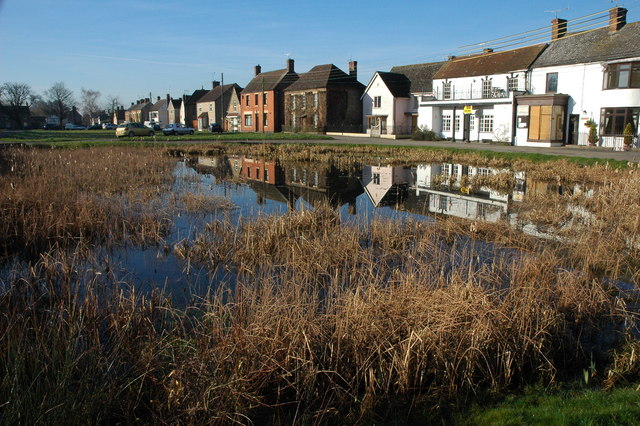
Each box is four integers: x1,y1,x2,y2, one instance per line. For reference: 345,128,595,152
459,385,640,425
0,129,332,143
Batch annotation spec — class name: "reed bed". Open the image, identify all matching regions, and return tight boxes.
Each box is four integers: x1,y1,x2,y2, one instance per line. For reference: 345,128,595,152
1,145,639,423
0,147,175,258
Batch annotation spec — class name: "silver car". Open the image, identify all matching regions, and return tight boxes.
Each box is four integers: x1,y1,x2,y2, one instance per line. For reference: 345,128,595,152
162,123,195,136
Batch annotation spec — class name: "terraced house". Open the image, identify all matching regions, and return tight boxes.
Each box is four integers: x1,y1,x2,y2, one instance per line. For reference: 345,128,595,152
240,59,299,133
196,82,242,131
284,61,364,133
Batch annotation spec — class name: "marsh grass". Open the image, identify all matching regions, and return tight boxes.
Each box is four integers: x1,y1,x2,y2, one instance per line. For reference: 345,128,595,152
1,145,640,423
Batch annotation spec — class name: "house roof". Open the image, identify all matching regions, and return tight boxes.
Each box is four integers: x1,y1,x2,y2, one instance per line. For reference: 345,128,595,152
127,101,151,111
184,89,209,106
532,22,640,68
286,64,364,92
169,98,182,109
197,84,242,104
150,98,167,112
242,68,298,94
389,61,445,93
376,72,412,98
434,44,547,79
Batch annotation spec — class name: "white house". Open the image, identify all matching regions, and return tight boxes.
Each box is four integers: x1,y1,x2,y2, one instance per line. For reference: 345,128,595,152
361,165,412,206
516,7,640,148
149,95,169,127
362,62,443,137
418,44,546,143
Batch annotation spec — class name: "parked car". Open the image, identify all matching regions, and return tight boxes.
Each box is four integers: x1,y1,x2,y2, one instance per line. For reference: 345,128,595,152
146,123,161,131
163,123,195,136
87,124,102,130
65,123,87,130
115,122,155,138
43,123,61,130
209,123,223,133
103,123,117,130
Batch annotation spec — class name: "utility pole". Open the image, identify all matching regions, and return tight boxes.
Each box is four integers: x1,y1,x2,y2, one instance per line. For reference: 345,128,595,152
221,72,224,128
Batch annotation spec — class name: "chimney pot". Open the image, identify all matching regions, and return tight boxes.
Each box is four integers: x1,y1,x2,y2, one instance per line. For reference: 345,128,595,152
551,18,567,40
610,7,627,32
212,80,220,89
483,48,494,54
287,58,295,73
254,65,262,76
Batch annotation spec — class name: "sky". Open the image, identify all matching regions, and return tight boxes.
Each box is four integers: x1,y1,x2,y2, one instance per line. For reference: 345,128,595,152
0,0,638,110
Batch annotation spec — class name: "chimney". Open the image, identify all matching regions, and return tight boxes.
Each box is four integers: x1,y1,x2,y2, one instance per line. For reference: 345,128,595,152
349,61,358,80
610,7,627,32
145,98,150,103
551,18,567,40
254,65,262,76
448,55,457,60
166,94,170,103
131,102,134,106
212,80,220,89
157,96,160,101
287,58,295,73
483,48,494,54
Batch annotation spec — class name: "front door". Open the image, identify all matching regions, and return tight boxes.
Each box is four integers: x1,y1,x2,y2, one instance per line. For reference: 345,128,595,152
568,114,579,145
463,115,471,141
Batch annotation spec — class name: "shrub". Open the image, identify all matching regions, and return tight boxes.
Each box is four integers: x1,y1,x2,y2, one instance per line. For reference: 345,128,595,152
412,125,440,141
623,122,635,147
588,123,598,146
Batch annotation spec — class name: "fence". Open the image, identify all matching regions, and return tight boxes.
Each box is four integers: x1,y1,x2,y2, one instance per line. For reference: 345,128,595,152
577,132,639,150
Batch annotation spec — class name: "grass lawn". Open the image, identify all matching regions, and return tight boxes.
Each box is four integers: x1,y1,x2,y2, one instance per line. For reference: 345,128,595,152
460,386,640,425
0,129,332,143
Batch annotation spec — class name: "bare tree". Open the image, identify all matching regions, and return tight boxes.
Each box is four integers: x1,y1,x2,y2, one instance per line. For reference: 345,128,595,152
44,82,75,125
0,82,33,128
80,88,101,125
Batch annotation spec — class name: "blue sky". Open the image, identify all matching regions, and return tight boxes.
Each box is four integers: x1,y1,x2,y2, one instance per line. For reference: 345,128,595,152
0,0,637,109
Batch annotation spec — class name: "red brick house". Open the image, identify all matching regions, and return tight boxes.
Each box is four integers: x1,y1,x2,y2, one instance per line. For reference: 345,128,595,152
240,59,299,133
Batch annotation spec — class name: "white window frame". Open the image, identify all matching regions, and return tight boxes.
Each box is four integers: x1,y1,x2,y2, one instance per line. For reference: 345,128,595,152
479,115,494,133
442,114,452,132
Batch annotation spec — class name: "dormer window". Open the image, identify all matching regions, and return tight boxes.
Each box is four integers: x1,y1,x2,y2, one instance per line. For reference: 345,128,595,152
508,76,519,92
604,62,640,89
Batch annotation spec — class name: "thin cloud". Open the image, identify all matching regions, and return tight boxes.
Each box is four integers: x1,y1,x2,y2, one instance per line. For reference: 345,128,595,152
67,54,214,68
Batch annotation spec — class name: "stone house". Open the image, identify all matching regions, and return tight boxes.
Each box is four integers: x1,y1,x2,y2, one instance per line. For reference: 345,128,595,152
180,89,208,128
167,98,182,124
149,95,169,126
124,99,152,123
196,82,243,131
284,61,364,133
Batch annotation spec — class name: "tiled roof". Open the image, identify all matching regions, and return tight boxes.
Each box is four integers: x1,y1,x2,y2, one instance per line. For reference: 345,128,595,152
532,22,640,68
127,101,151,111
390,61,445,93
185,89,209,105
197,84,242,103
286,64,364,91
169,99,182,109
434,44,547,79
242,69,298,93
376,72,412,98
150,98,167,112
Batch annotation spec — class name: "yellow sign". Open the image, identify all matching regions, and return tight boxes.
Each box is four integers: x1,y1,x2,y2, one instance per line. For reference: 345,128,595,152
463,105,473,114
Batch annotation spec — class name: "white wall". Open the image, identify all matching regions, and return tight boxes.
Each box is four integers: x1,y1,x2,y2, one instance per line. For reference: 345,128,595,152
363,73,412,135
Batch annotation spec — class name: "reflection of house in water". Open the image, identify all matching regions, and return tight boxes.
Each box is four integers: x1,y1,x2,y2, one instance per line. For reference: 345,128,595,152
282,162,363,213
240,156,297,207
362,165,413,207
188,155,233,180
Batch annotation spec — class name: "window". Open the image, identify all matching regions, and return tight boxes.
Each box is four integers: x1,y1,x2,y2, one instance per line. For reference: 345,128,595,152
313,113,318,128
264,168,269,181
263,93,268,105
312,171,318,187
247,167,251,178
373,96,382,108
291,95,296,109
302,169,307,185
482,79,492,98
256,167,260,180
469,115,475,130
245,95,249,106
479,114,494,132
508,76,519,92
546,73,558,93
244,114,252,126
442,114,452,132
302,93,307,108
600,107,640,135
209,104,212,111
291,168,297,182
254,94,259,105
528,105,564,141
443,81,452,100
292,113,296,128
313,92,318,108
263,113,268,127
233,101,237,112
439,195,449,212
604,62,640,89
454,115,460,132
373,173,381,185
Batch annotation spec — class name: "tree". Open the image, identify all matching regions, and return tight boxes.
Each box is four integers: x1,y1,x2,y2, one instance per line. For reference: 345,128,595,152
0,82,33,128
80,88,101,125
44,82,75,125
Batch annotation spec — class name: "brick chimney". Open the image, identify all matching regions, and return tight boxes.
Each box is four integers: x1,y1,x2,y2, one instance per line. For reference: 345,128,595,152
157,96,160,101
212,80,220,89
287,58,295,73
349,61,358,80
145,98,149,103
166,94,170,103
254,65,262,76
483,48,494,54
551,18,567,40
610,7,627,32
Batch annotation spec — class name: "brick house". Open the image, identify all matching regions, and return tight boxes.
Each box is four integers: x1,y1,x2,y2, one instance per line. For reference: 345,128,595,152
284,61,364,133
112,106,126,124
180,89,208,128
240,59,299,133
196,82,243,131
167,98,182,124
124,98,152,123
